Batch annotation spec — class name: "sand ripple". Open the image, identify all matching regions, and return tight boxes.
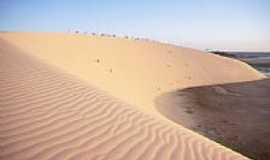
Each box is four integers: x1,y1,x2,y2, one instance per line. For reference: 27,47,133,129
0,41,248,160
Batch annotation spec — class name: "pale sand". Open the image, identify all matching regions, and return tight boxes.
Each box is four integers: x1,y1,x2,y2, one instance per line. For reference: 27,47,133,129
0,32,265,118
0,32,264,159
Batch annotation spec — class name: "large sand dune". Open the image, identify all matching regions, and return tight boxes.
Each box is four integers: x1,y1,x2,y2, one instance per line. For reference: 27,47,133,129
0,32,264,118
0,32,265,159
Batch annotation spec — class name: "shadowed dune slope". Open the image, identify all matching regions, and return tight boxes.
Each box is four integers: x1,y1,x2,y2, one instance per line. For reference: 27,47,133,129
0,39,248,159
156,79,270,159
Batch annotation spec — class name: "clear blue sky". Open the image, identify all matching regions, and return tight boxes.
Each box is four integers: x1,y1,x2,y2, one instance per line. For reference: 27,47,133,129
1,0,270,51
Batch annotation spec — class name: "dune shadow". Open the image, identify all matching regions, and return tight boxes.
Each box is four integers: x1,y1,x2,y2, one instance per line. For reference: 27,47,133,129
155,79,270,160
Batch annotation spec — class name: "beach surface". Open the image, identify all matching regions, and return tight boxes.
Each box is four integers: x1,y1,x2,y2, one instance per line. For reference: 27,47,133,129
0,32,267,159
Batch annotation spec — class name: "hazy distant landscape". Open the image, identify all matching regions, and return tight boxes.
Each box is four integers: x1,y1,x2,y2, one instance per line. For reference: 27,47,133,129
209,51,270,76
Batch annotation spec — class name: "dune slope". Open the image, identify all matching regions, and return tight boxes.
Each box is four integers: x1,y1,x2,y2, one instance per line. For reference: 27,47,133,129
0,37,249,159
0,32,265,120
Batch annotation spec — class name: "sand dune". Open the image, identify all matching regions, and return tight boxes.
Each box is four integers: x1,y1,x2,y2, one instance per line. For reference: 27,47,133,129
0,37,249,160
0,32,265,120
1,32,264,159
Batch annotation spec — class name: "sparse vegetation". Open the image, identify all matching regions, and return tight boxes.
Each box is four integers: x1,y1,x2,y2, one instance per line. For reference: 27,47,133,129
70,30,159,43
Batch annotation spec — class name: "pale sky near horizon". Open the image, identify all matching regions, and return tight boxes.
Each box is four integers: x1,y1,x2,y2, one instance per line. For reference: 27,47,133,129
0,0,270,51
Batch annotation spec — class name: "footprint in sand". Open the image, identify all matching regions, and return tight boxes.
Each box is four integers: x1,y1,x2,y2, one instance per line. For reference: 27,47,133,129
94,59,100,63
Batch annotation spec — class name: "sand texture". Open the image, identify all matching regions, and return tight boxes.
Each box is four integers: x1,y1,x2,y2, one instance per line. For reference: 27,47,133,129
1,32,264,159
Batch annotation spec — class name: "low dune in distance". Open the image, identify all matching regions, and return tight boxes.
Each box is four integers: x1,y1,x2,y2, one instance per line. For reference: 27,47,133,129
0,32,267,159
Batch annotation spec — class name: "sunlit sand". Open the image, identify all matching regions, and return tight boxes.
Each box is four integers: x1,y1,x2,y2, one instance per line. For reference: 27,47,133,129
1,32,265,159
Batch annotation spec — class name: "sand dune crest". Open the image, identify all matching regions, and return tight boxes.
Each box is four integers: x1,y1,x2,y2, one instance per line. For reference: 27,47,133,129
0,37,248,159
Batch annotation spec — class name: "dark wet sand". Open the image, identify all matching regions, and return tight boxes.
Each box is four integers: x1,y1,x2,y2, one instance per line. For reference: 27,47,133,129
156,79,270,160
